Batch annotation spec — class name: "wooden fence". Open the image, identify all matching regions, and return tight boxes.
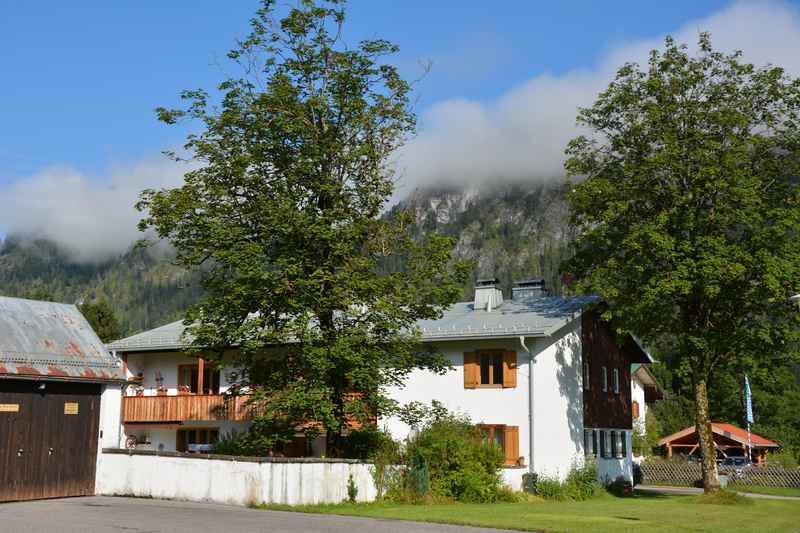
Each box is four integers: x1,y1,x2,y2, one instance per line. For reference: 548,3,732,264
639,460,800,488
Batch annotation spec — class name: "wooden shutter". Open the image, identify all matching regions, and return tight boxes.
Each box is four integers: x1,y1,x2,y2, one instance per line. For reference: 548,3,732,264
502,350,517,388
463,352,479,388
504,426,520,465
632,401,640,419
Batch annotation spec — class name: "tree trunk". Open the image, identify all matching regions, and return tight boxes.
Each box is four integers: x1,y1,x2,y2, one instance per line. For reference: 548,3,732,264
694,379,720,493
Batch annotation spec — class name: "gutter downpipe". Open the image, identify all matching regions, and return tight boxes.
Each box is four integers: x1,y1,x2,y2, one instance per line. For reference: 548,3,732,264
519,336,534,474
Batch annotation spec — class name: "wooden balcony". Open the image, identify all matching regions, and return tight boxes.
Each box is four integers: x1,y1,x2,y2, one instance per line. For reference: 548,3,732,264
122,394,256,423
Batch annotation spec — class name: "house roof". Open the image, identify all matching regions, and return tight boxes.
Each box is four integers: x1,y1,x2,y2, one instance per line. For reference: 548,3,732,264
0,296,125,382
658,422,779,449
108,295,598,353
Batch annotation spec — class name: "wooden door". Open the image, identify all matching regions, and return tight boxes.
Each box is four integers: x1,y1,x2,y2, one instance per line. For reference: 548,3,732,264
0,380,101,502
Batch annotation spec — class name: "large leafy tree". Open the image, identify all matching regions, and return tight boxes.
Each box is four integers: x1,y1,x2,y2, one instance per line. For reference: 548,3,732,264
564,34,800,491
138,0,469,455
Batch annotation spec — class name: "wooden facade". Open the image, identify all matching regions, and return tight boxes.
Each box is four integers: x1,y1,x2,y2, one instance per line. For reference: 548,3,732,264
123,394,256,423
581,312,634,430
0,380,101,502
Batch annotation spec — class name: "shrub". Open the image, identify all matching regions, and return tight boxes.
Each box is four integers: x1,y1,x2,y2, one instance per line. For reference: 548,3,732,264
564,461,598,500
605,475,633,497
767,449,799,469
404,411,504,503
533,476,566,500
211,430,249,455
346,474,358,503
531,462,600,501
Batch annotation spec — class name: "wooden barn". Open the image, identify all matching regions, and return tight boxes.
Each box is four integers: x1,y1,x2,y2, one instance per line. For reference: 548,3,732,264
0,296,125,502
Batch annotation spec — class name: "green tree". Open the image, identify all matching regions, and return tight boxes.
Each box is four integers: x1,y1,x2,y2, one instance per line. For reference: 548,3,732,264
79,299,121,342
138,0,469,455
564,34,800,492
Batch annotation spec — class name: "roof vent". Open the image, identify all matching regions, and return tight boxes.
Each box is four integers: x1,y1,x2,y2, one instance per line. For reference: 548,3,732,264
474,278,504,312
512,278,546,301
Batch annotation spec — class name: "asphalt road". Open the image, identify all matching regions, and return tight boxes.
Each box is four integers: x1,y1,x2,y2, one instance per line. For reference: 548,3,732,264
0,496,514,533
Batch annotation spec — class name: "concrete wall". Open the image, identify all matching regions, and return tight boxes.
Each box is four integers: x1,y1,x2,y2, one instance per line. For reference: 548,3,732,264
530,321,585,480
96,450,377,506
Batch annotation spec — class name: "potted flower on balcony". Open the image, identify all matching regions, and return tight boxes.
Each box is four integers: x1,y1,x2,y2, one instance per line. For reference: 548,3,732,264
155,372,167,395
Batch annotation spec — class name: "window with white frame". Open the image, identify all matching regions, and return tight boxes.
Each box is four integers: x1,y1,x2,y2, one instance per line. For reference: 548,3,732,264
599,430,612,458
610,430,617,457
601,366,608,392
583,361,590,390
613,368,620,394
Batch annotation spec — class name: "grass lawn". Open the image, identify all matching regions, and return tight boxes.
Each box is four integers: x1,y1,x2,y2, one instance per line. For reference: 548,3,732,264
260,492,800,533
732,485,800,498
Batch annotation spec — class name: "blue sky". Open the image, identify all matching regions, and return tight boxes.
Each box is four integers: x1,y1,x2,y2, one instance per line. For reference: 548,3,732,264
0,0,732,180
2,1,800,260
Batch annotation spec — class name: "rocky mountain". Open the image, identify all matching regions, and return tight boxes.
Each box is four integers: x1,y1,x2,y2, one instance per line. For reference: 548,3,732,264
0,180,574,336
397,180,574,298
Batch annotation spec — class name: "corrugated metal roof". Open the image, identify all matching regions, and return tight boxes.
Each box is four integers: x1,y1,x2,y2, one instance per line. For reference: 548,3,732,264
0,296,124,382
108,295,597,352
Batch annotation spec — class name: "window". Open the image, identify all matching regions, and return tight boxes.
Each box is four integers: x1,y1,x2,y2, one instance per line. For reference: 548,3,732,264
584,428,597,457
178,364,221,394
632,400,640,419
583,361,590,390
478,424,521,466
479,353,504,386
613,368,620,394
177,428,219,453
617,431,627,459
601,366,608,392
610,430,618,457
464,351,516,388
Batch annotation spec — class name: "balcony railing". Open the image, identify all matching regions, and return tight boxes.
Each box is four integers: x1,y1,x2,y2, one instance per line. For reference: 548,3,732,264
122,394,256,423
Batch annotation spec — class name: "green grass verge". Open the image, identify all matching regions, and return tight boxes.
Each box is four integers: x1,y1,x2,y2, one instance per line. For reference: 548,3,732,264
259,491,800,533
732,485,800,498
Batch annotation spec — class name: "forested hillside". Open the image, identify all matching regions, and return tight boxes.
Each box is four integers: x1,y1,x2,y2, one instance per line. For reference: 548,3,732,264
0,235,203,335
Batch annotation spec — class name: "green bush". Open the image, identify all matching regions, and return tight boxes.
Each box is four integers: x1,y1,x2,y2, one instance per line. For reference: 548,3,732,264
530,462,599,501
767,449,799,469
533,476,567,500
564,460,598,500
211,430,249,455
404,411,505,503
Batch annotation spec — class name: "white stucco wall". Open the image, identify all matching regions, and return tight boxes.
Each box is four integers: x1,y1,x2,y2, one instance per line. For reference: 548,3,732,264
382,328,587,487
382,338,531,486
96,451,376,505
530,321,585,481
98,384,124,449
631,374,647,447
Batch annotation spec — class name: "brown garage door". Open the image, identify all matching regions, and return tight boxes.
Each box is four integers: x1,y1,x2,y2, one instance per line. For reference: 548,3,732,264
0,380,101,502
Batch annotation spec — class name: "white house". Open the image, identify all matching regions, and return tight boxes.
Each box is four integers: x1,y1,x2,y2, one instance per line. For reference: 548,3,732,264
630,363,664,461
108,278,652,487
0,296,125,502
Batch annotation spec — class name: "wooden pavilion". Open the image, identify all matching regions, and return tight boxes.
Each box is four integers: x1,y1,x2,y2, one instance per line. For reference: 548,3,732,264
658,422,779,465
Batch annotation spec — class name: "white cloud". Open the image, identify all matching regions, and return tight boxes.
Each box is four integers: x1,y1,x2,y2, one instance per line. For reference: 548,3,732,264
396,1,800,193
4,2,800,262
0,157,190,262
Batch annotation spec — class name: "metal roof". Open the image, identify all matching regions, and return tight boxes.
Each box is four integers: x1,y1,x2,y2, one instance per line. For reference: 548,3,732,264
108,295,597,353
0,296,124,382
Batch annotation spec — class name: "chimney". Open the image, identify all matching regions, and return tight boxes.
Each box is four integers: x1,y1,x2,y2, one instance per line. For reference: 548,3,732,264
512,278,546,301
474,278,504,312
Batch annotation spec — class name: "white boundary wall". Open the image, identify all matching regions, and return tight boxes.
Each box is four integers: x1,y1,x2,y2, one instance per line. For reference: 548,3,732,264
96,450,376,506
